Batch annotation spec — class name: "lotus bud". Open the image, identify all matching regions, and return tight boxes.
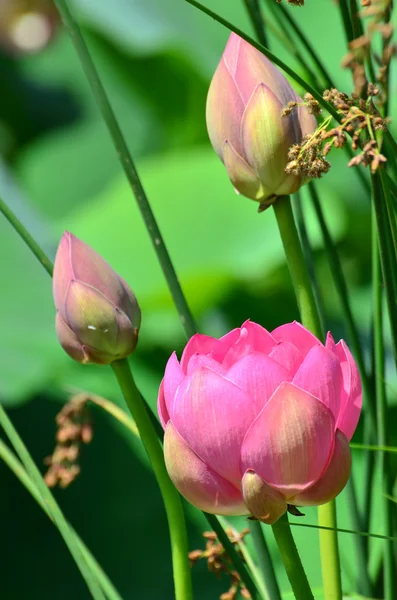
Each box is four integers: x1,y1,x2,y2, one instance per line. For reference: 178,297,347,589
206,33,317,209
53,232,141,365
158,321,361,523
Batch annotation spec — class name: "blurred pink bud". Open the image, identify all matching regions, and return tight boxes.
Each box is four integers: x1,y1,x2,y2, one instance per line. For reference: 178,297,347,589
158,321,361,524
206,33,316,209
53,232,141,365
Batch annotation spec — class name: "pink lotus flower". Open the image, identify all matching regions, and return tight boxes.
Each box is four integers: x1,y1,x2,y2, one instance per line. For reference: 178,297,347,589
53,232,141,365
158,321,361,524
206,33,316,209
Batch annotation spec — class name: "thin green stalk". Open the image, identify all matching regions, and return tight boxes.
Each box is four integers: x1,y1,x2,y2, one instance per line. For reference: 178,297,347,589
0,439,123,600
243,0,268,47
381,168,397,261
303,184,373,595
371,172,397,367
289,521,397,543
53,0,197,339
203,513,259,599
272,195,342,600
249,520,282,600
111,359,193,600
219,517,269,600
373,218,395,600
349,0,362,40
0,195,53,276
0,404,105,600
270,0,333,88
339,0,354,43
271,513,314,600
183,0,341,122
264,0,319,86
308,183,375,427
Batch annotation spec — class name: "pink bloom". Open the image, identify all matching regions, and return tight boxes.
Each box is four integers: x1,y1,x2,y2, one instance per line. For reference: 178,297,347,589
158,321,361,524
53,232,141,365
206,33,316,209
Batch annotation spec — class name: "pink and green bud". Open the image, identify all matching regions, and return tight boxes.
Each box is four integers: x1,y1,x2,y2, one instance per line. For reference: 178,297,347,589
53,232,141,365
158,321,361,524
206,33,316,208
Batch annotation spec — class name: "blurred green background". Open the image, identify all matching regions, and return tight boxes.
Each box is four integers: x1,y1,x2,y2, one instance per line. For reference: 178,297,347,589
0,0,396,598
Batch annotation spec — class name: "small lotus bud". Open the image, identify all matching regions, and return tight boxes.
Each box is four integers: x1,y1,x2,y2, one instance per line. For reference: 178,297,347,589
53,232,141,365
206,34,317,209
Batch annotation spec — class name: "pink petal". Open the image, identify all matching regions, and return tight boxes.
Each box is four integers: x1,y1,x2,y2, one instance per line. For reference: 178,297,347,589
293,430,351,506
272,321,321,356
241,83,296,190
163,352,184,416
55,312,86,364
171,367,256,485
210,328,241,363
241,382,335,498
157,379,170,429
292,344,344,419
242,470,287,524
180,334,219,373
164,423,248,515
333,340,362,441
187,353,226,376
221,321,277,369
223,141,268,201
268,341,304,377
230,35,297,107
226,352,290,413
241,320,277,354
206,57,245,159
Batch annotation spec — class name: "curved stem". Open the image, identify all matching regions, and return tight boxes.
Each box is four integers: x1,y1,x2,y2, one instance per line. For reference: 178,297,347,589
111,359,193,600
272,195,342,600
0,194,53,276
53,0,197,338
249,520,282,600
0,405,105,600
271,514,314,600
0,439,123,600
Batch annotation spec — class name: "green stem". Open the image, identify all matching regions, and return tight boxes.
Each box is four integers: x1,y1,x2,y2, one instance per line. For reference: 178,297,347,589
0,439,123,600
249,520,282,600
0,195,53,276
53,0,197,339
183,0,341,122
272,195,342,600
111,359,193,600
0,405,105,600
271,514,314,600
273,196,322,335
317,502,343,600
372,218,395,600
243,0,268,47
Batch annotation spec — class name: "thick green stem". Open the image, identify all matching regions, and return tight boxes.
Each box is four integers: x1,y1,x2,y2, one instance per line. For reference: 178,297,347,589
111,359,193,600
273,195,342,600
53,0,197,338
372,217,395,600
0,195,53,276
0,439,123,600
250,520,282,600
0,405,105,600
273,196,322,335
271,514,314,600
